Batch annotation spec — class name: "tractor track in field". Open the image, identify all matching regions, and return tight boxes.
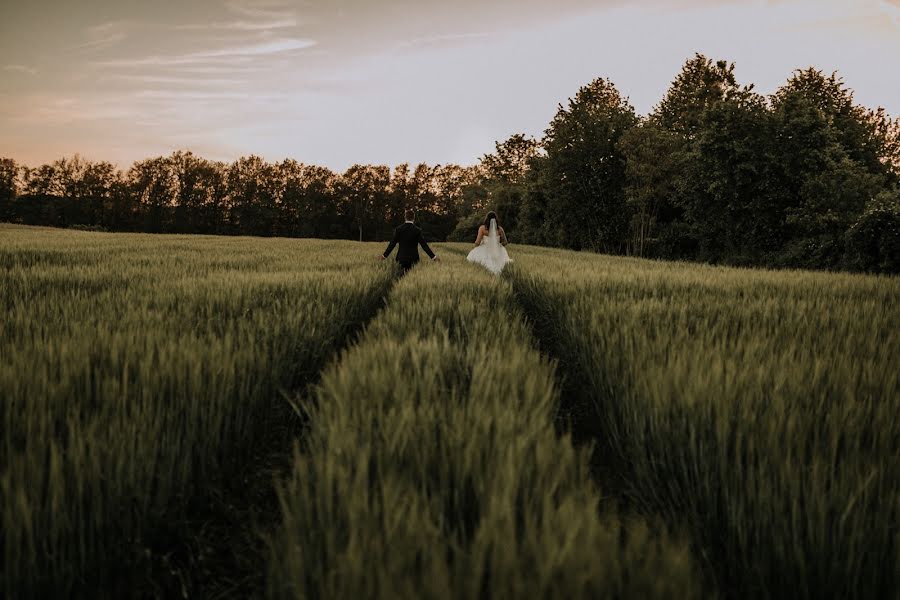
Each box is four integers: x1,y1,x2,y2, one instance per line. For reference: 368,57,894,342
154,272,401,600
265,248,702,598
445,244,630,493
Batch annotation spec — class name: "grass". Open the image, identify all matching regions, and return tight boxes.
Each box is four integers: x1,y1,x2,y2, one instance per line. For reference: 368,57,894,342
1,225,394,597
267,255,700,599
506,245,900,599
2,226,896,599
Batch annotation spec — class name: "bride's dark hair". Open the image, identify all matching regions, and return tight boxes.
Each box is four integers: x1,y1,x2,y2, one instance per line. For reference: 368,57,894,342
483,211,499,229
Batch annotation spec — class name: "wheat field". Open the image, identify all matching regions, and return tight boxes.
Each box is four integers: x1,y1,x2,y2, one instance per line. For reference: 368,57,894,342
506,244,899,599
1,225,897,599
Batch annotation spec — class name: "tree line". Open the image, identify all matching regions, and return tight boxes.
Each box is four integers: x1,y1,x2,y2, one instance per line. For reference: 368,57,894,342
463,55,899,273
2,54,898,272
0,154,489,242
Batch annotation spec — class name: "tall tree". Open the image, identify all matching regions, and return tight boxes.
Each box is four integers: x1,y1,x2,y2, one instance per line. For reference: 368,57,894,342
128,156,177,232
78,160,121,226
648,55,786,261
387,163,413,230
169,151,224,233
24,162,64,197
619,124,687,256
681,86,782,261
434,164,482,233
844,186,900,273
477,134,541,236
773,69,898,181
532,77,638,252
0,158,17,221
339,165,391,241
481,134,540,184
279,161,340,238
227,156,279,236
771,72,885,267
652,54,740,137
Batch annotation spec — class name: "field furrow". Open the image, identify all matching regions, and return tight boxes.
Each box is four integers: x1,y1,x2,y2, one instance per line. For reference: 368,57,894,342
6,226,895,599
506,246,900,599
0,226,395,597
266,251,701,599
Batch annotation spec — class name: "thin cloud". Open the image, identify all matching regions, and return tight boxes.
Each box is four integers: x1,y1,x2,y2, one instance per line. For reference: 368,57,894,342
4,64,38,76
106,74,248,86
176,18,299,31
397,32,493,50
161,65,262,74
194,38,315,58
172,0,303,34
135,90,288,101
95,38,317,68
226,0,297,21
73,21,130,52
6,94,143,125
6,87,291,128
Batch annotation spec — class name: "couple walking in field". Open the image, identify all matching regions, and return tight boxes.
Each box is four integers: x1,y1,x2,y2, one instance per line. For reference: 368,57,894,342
380,209,512,275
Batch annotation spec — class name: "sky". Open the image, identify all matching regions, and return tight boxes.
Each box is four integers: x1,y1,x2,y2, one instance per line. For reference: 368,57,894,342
1,0,898,171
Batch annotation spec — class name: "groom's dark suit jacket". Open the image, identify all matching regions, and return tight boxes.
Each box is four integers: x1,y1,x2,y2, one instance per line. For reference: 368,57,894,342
383,222,435,265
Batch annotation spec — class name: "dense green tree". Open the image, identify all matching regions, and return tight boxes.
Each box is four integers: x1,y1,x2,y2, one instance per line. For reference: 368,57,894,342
473,134,541,238
434,164,480,215
481,134,540,184
530,78,638,252
645,56,765,259
128,157,177,232
279,162,342,238
652,54,741,137
773,69,898,180
339,164,391,241
680,87,783,261
844,187,900,273
619,124,687,256
446,164,492,242
169,151,225,233
405,163,443,239
516,162,552,246
0,158,17,221
76,160,121,227
227,156,281,236
24,162,64,197
387,163,413,233
771,76,886,267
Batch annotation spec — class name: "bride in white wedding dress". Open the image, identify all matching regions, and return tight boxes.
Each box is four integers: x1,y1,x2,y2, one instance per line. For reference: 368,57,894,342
467,211,512,275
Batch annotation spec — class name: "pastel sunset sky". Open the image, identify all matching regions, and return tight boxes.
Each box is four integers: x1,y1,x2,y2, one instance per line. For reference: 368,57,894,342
1,0,898,170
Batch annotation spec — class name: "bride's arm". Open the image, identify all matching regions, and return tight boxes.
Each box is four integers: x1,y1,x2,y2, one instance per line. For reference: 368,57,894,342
499,227,508,247
473,226,485,247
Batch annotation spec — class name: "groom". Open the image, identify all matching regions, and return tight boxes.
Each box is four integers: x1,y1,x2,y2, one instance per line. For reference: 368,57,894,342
380,209,439,273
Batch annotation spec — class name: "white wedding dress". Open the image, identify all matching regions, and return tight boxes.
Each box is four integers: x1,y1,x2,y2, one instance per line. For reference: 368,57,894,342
467,219,512,275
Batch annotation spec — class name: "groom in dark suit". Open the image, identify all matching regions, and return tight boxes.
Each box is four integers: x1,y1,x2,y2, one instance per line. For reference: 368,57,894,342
380,209,439,273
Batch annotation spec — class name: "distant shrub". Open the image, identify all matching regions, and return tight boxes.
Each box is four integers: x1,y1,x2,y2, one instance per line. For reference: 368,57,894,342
447,213,484,242
844,189,900,274
68,223,109,233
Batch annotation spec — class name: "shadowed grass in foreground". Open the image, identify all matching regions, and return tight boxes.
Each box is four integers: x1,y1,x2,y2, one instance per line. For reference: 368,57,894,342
267,254,700,599
507,246,899,599
1,225,395,597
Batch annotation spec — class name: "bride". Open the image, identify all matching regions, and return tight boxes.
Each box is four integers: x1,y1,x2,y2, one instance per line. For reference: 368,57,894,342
467,211,512,275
